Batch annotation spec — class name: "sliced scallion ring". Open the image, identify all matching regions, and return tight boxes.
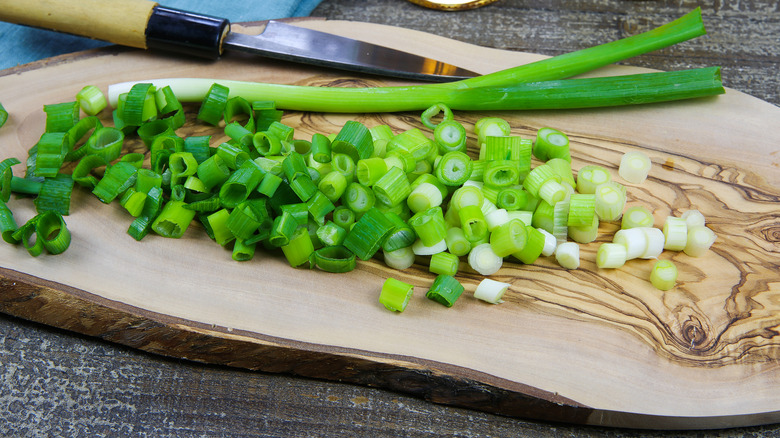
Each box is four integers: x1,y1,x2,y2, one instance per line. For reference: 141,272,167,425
36,211,71,255
313,245,357,273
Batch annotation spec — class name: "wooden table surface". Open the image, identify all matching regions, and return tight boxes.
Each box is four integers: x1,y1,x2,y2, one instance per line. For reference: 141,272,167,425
1,0,778,436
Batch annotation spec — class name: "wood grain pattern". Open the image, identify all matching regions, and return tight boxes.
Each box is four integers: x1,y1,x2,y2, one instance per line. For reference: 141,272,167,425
0,19,778,429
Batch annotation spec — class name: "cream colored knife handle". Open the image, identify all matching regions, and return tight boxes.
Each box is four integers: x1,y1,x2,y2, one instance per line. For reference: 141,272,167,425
0,0,158,49
0,0,230,58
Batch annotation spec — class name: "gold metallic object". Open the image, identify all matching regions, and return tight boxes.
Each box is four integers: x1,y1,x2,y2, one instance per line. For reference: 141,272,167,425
407,0,500,11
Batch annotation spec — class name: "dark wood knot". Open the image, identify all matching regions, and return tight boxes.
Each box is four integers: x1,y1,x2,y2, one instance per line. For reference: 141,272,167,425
682,317,707,350
763,225,780,243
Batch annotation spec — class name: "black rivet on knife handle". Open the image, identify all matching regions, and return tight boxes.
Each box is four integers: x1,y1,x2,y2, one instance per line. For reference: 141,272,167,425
145,6,229,59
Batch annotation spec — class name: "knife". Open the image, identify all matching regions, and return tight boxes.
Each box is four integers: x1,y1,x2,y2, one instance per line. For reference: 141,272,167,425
0,0,478,82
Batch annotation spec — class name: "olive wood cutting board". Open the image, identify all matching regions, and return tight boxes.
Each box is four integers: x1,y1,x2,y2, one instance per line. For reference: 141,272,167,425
0,19,778,429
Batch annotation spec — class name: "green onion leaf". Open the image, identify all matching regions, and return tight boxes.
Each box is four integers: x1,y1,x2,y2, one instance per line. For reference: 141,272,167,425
0,200,19,243
407,182,443,214
14,218,43,257
483,160,520,188
489,219,528,258
568,214,599,244
281,227,315,267
332,120,374,162
92,161,138,204
343,207,395,261
662,216,688,251
429,251,460,276
252,100,283,131
381,212,416,252
552,200,570,245
64,116,102,162
475,118,511,149
496,187,527,211
72,155,107,189
373,166,411,207
34,132,68,177
433,120,467,154
388,129,434,163
197,83,229,125
120,187,146,216
232,239,257,261
426,275,464,307
435,151,472,187
621,205,655,229
312,245,356,273
513,225,546,264
421,103,454,130
224,96,255,132
309,133,332,164
316,222,347,247
258,172,283,197
181,136,211,164
152,200,196,238
35,211,71,255
137,119,174,148
155,85,185,130
458,204,489,244
168,151,199,187
44,101,79,133
650,260,678,290
219,161,264,208
546,158,575,189
216,142,250,170
269,210,299,247
445,226,471,257
85,126,124,163
379,277,414,312
567,194,596,227
409,206,448,247
356,157,389,187
307,191,335,226
122,83,157,127
594,181,627,222
533,127,570,162
0,158,21,202
330,206,354,230
290,175,318,202
318,171,348,202
196,155,230,192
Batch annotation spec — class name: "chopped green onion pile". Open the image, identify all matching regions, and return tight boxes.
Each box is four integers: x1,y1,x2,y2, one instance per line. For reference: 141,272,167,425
0,9,722,311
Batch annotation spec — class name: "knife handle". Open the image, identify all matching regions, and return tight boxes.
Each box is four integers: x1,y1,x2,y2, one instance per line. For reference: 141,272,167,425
0,0,230,58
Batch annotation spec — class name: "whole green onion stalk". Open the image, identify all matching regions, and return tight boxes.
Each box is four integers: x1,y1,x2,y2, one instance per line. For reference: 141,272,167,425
108,9,722,113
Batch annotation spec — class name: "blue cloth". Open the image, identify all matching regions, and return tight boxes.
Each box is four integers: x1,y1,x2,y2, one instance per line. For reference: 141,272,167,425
0,0,323,70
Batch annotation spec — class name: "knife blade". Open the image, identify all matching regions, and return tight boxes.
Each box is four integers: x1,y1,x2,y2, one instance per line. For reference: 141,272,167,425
223,21,479,82
0,0,478,82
